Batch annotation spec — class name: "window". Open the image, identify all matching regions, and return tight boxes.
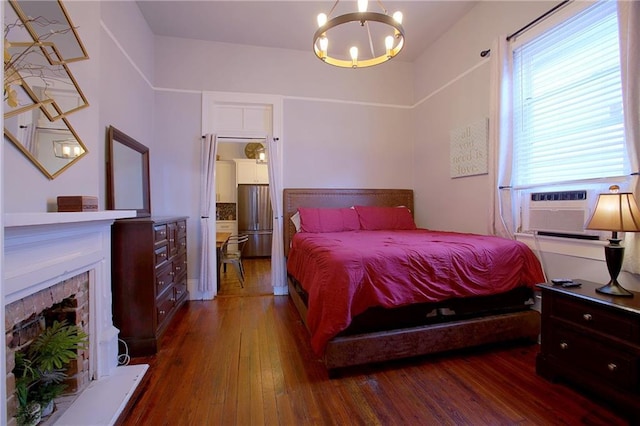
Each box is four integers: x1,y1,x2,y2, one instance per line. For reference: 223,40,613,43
512,1,629,189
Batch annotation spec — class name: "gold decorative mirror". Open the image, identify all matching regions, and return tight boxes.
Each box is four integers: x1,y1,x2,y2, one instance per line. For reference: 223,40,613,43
4,105,87,179
4,0,90,179
8,0,89,64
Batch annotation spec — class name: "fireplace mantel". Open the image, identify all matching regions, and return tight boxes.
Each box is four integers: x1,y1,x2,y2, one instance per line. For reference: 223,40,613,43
4,211,136,305
4,210,148,424
5,211,136,228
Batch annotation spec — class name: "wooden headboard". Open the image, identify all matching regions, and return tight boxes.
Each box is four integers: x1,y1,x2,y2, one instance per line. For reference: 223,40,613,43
282,188,414,257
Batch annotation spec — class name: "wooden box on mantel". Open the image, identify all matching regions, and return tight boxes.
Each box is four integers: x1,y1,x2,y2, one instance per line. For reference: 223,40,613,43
57,196,99,212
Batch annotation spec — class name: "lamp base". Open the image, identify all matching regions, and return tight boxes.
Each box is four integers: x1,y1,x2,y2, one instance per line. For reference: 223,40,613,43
596,281,634,297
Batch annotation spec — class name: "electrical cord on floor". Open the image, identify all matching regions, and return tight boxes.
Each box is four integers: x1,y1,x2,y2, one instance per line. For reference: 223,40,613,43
118,338,131,366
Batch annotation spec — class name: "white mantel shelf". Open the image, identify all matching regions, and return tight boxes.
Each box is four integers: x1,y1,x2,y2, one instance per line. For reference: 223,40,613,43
5,210,136,227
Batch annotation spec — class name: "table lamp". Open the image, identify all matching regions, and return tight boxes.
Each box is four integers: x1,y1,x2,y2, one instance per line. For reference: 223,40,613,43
586,185,640,297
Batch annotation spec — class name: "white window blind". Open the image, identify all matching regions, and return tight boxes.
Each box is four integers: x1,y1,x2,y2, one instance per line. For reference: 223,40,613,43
512,1,629,188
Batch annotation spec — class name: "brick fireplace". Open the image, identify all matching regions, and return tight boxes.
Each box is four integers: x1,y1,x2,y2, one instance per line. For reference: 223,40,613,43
5,273,91,422
4,212,147,425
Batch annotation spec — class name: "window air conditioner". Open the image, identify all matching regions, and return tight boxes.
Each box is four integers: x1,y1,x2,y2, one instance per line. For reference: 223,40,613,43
522,190,601,238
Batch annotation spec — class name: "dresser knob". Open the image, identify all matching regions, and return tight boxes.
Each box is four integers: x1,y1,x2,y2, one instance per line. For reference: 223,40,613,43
582,313,592,321
176,266,181,271
161,253,167,258
560,342,568,350
607,363,617,372
169,271,175,276
158,280,164,286
160,310,165,315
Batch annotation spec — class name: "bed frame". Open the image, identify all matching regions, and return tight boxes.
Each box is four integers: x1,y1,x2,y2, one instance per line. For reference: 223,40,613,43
283,188,541,370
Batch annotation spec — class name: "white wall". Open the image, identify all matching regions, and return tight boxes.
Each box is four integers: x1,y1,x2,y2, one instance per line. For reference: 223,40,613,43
153,36,414,105
410,0,640,291
99,1,156,208
152,35,416,292
411,1,557,233
283,99,413,189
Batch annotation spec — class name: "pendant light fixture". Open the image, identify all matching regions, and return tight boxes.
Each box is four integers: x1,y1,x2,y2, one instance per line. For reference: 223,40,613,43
313,0,405,68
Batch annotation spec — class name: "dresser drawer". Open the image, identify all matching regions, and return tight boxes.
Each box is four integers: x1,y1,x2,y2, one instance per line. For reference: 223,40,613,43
156,263,173,296
156,288,174,327
177,220,187,236
154,244,169,267
549,325,639,391
174,277,188,305
173,253,187,279
177,235,187,254
154,224,168,244
551,294,639,343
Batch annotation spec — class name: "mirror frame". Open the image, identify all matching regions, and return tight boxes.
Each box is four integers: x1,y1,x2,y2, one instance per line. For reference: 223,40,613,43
106,125,151,217
4,111,88,180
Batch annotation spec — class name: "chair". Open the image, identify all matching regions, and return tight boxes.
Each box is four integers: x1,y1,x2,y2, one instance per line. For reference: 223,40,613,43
220,234,249,287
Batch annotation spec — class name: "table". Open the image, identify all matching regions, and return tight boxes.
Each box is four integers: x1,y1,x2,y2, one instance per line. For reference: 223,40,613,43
216,232,231,290
536,280,640,422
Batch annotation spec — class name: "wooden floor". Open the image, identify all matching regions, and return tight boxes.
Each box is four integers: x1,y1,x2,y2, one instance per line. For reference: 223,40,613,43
218,257,273,297
118,259,629,426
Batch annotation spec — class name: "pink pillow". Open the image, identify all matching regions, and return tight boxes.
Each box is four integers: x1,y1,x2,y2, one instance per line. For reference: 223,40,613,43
298,207,360,233
354,205,417,230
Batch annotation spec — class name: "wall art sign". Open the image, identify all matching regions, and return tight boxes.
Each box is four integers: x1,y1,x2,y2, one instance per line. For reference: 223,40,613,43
450,118,488,178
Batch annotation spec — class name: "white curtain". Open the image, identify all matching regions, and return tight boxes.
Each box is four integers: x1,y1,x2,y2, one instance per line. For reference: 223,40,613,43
266,136,287,292
488,36,516,239
199,134,218,296
618,1,640,273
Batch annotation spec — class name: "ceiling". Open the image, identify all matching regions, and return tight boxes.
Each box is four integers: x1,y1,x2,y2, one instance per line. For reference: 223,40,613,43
136,1,477,63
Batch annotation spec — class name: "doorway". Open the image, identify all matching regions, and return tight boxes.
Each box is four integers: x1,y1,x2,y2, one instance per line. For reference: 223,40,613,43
202,91,286,298
216,141,273,297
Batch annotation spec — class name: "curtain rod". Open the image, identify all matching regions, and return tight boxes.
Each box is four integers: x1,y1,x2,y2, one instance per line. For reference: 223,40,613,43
200,136,267,140
480,0,570,57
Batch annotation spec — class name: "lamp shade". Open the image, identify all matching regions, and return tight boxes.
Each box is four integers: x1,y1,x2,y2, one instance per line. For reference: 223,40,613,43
586,192,640,232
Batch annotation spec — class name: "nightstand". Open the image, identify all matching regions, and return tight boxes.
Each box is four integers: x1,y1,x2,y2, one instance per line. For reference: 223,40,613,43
536,280,640,421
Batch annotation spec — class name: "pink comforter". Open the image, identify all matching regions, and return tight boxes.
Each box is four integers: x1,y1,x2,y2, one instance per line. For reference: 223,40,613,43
286,230,545,355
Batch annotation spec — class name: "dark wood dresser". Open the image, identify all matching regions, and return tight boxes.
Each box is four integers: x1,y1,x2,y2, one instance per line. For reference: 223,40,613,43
111,216,189,356
536,280,640,421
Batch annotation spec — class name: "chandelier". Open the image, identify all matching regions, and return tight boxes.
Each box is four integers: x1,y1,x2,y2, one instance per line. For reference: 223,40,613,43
313,0,405,68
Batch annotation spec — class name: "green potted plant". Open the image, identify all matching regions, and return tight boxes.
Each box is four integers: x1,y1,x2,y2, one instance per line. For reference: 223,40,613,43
13,320,88,424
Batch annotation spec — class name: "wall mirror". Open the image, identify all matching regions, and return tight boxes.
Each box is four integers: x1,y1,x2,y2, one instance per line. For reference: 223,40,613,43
5,41,89,120
106,126,151,217
4,105,87,179
8,0,89,64
4,0,89,179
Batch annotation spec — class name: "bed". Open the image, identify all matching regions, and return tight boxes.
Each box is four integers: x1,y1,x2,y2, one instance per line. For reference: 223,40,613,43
284,188,545,371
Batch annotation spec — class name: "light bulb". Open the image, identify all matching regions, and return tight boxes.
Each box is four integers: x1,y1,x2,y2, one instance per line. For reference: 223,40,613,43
319,37,328,52
258,152,266,161
385,35,394,58
73,146,81,156
358,0,368,13
350,46,358,67
317,13,327,27
393,11,403,24
385,35,394,50
62,145,71,156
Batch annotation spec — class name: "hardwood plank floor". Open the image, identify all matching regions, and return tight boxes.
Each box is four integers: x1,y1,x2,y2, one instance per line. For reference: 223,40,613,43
118,259,629,425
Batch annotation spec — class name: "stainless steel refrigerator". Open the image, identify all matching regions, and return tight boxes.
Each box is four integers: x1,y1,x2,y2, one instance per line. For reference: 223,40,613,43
237,184,273,257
